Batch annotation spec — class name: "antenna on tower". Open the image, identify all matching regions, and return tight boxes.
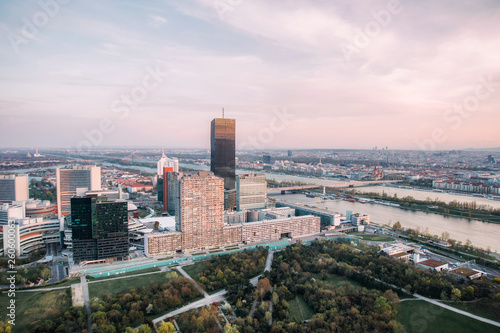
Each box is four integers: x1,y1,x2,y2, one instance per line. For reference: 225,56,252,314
222,108,224,118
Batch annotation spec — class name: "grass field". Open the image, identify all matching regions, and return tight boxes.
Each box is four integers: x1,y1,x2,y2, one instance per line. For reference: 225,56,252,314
0,289,72,332
357,234,395,242
288,295,315,322
182,262,207,280
88,266,161,281
313,273,363,289
396,300,499,333
89,271,171,298
445,301,500,322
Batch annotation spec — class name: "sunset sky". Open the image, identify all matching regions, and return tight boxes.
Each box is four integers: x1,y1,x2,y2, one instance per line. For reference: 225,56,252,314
1,0,499,150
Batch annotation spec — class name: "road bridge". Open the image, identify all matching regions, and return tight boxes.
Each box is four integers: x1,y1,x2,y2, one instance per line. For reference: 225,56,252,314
267,180,402,193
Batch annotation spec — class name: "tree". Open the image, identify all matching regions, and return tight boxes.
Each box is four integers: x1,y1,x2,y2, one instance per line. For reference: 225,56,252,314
134,324,152,333
224,323,240,333
157,322,175,333
393,221,402,230
272,292,279,305
0,320,11,333
451,288,462,302
257,278,271,298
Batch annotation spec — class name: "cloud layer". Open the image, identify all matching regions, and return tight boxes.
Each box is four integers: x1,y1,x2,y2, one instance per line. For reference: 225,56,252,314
0,0,499,150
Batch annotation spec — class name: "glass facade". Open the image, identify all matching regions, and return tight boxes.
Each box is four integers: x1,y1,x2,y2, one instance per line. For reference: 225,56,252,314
210,118,236,190
70,196,128,262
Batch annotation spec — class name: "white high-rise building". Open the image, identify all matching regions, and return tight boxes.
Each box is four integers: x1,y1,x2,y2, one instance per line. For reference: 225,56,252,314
0,174,29,202
56,166,101,218
157,149,179,176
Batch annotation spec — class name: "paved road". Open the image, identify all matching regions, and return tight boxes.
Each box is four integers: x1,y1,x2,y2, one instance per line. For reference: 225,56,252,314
264,251,274,272
152,290,227,324
80,275,93,333
176,266,209,298
250,251,275,286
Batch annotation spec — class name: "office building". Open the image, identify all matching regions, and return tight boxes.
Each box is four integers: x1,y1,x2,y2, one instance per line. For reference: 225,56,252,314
236,173,267,211
263,155,271,164
158,167,174,211
287,150,293,157
210,118,236,190
176,171,224,250
71,196,128,262
224,189,236,212
0,174,29,203
1,202,59,257
157,150,179,176
56,166,101,218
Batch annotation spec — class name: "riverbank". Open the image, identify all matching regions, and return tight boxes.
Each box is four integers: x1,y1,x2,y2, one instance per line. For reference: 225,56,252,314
350,190,500,224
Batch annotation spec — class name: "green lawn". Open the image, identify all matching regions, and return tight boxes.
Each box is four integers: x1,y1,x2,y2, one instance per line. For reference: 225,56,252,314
181,262,207,280
445,301,500,322
0,289,72,332
358,234,395,242
288,295,315,322
89,271,171,298
396,300,499,333
88,266,161,281
313,273,363,289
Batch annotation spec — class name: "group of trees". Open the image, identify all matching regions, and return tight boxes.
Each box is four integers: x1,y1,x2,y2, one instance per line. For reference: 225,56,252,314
29,179,56,203
175,304,222,333
0,249,46,269
0,263,51,285
30,307,87,333
89,276,202,332
195,248,268,292
222,240,500,332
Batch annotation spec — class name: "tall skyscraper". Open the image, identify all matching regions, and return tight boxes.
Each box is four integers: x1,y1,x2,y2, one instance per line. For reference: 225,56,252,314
158,167,174,211
236,173,267,211
175,171,224,250
71,196,128,262
211,117,236,190
56,166,101,218
157,149,179,176
0,174,29,203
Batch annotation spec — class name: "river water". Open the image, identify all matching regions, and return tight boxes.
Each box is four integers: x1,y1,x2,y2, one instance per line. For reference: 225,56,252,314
274,193,500,252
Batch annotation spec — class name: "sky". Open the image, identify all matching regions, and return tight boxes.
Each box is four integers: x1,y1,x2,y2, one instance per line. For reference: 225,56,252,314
0,0,499,151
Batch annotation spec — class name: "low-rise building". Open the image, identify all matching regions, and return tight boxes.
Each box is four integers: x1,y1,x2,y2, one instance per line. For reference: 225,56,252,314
417,259,448,271
449,267,483,280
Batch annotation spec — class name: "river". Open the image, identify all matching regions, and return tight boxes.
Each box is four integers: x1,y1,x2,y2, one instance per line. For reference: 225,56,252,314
274,193,500,253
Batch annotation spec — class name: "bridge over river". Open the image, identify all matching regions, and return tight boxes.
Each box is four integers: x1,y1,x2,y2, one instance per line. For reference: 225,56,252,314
267,180,402,194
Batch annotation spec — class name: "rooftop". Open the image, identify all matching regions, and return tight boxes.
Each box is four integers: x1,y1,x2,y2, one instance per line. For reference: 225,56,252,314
450,267,480,277
418,259,447,268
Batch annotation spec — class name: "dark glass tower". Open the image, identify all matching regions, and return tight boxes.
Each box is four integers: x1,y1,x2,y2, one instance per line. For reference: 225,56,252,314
71,196,128,262
210,118,236,190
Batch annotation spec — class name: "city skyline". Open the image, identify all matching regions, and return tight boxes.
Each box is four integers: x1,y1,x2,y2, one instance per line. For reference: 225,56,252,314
1,1,499,150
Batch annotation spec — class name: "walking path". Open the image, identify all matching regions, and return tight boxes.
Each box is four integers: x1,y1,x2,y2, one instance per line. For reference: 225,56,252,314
152,290,227,324
80,275,93,333
413,293,500,328
378,278,500,328
176,266,209,298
